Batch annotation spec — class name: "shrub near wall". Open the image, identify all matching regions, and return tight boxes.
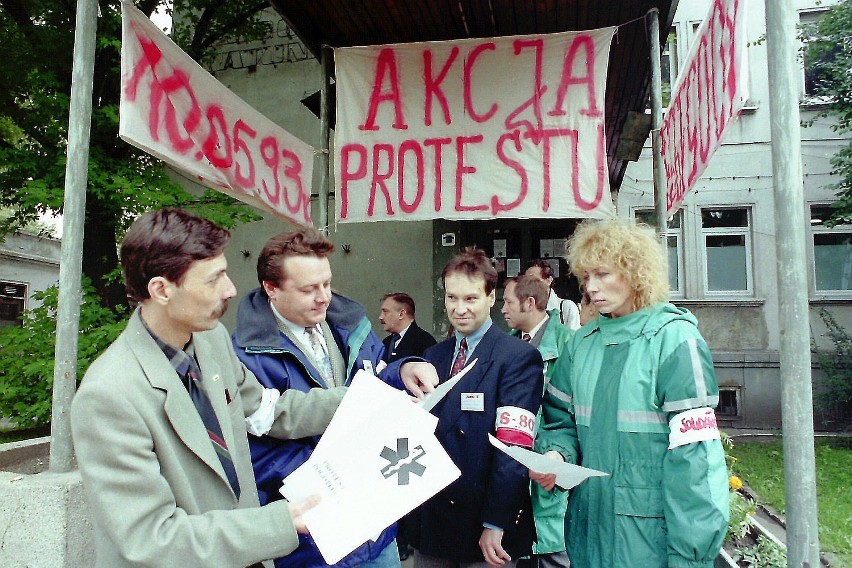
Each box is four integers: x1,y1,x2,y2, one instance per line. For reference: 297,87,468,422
0,279,127,427
813,308,852,431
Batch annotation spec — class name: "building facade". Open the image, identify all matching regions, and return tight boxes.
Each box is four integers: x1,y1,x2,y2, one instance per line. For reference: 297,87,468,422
201,0,850,428
0,233,61,328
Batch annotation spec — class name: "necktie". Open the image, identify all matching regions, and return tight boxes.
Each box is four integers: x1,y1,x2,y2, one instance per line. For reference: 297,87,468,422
185,357,240,498
522,332,532,342
391,333,401,349
450,338,468,376
306,326,333,381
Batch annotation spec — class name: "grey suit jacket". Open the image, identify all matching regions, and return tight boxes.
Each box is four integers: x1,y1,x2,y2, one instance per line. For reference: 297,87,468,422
71,309,345,567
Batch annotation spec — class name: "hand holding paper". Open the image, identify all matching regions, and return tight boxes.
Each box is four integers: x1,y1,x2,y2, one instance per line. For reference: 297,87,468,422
280,372,461,564
418,358,477,411
488,434,608,490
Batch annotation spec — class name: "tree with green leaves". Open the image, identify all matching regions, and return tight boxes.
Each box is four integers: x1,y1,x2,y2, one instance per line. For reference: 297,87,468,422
0,0,268,309
0,0,272,425
804,0,852,226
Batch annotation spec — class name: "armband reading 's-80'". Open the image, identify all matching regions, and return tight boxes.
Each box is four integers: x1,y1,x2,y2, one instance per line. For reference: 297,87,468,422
668,407,720,449
495,406,536,448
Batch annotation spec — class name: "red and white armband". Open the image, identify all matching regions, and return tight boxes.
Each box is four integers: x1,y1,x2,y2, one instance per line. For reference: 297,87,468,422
495,406,536,448
668,407,720,449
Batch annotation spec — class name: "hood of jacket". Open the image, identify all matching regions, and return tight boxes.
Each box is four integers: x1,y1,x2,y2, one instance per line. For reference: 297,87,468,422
577,302,698,345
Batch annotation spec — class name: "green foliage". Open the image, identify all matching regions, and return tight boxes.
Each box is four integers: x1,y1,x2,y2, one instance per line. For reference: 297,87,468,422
802,0,852,226
0,1,266,311
734,535,787,568
812,308,852,430
0,280,128,426
727,489,756,543
729,439,852,564
722,434,757,544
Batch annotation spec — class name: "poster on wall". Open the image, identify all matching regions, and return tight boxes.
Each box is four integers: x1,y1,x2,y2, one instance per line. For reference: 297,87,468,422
119,1,315,227
334,28,617,224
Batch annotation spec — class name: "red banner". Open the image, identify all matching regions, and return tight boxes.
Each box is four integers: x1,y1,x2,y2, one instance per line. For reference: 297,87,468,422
119,2,314,226
661,0,749,214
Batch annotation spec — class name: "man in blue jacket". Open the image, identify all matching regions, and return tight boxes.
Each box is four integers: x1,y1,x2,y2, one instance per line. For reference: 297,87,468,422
233,228,400,568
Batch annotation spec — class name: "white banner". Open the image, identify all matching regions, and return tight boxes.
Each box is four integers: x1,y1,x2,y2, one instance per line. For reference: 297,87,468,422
662,0,749,214
119,1,314,227
334,28,617,223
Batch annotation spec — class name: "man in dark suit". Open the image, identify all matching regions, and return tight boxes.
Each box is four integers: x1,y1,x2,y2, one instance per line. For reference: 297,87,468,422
392,248,544,568
380,292,437,363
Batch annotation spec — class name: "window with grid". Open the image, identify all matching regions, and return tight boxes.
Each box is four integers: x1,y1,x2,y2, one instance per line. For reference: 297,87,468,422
701,207,753,296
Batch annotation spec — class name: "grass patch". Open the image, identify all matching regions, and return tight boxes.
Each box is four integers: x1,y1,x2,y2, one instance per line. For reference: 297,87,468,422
728,437,852,566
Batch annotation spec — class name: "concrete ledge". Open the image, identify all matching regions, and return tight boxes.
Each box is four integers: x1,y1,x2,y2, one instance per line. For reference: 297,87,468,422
0,437,93,568
0,436,51,474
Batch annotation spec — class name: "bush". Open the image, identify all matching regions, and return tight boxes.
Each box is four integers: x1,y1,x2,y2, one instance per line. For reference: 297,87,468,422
0,279,128,427
813,308,852,430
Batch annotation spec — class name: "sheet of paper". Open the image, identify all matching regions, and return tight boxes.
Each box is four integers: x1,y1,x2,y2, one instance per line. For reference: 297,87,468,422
280,373,460,564
418,358,477,412
488,434,608,490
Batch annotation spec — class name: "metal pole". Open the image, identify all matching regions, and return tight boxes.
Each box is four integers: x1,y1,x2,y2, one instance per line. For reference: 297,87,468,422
317,46,332,233
763,1,821,566
647,8,667,236
49,0,98,473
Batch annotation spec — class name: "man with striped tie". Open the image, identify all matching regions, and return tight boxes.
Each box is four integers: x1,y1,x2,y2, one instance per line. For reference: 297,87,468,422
232,228,403,568
71,209,345,568
388,248,544,568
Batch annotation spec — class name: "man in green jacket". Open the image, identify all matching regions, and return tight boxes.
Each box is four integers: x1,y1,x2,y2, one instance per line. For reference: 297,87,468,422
501,275,573,568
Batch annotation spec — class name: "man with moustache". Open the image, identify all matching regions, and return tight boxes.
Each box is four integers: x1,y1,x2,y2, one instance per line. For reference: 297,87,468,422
389,247,544,568
71,209,343,568
380,292,437,364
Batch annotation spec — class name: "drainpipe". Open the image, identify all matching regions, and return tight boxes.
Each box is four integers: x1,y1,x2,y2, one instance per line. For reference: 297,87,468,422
317,45,332,233
50,0,98,472
764,1,821,566
647,8,668,238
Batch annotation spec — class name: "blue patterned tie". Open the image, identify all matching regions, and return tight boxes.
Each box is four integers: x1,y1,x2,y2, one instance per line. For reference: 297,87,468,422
183,355,241,499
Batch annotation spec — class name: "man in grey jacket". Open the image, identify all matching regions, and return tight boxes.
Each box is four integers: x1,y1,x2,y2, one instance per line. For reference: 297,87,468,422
71,208,344,567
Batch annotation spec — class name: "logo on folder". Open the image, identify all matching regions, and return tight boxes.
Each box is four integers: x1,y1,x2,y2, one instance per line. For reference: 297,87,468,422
380,438,427,485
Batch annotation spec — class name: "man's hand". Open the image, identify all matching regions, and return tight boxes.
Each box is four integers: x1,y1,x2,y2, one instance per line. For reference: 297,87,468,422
400,361,439,399
287,495,321,534
479,527,511,566
529,450,565,492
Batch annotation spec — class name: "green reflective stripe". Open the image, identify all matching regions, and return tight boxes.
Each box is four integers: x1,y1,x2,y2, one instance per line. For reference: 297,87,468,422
546,383,572,404
617,409,666,424
345,317,372,379
575,404,591,417
661,394,720,412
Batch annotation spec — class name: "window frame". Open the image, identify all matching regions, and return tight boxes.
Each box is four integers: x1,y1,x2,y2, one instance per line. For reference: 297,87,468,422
699,206,754,298
808,202,852,297
0,280,28,327
632,208,684,299
799,8,833,104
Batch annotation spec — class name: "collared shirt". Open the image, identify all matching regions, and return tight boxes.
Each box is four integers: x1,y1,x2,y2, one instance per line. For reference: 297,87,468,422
269,300,329,353
452,317,492,365
525,313,549,341
140,317,195,389
396,322,412,344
